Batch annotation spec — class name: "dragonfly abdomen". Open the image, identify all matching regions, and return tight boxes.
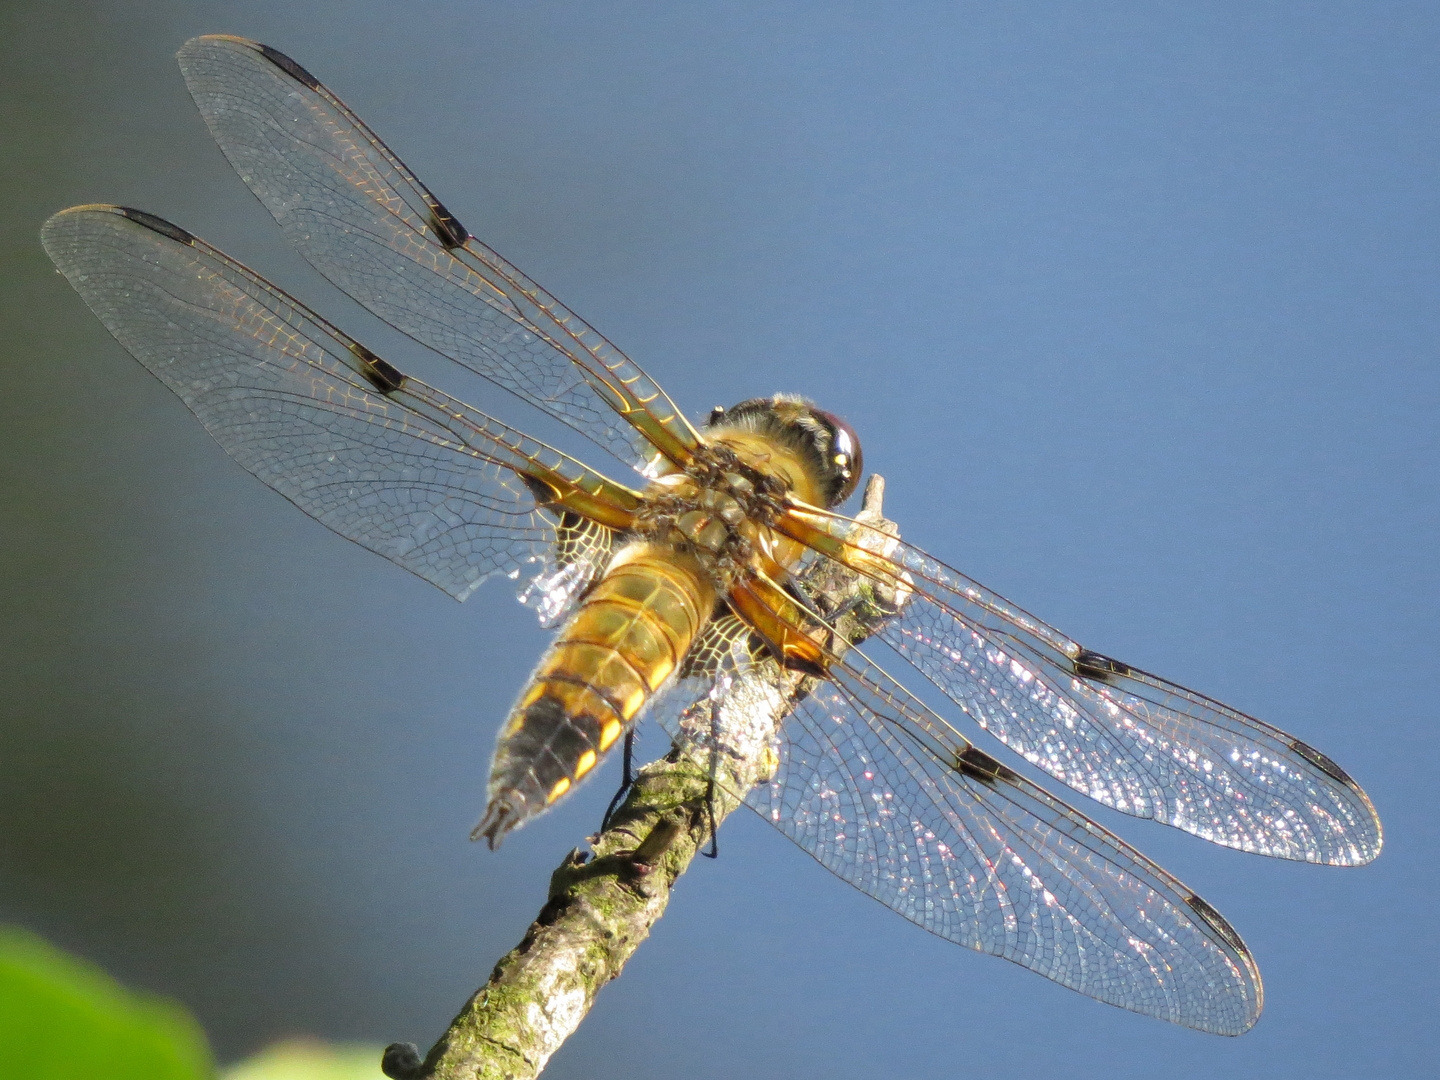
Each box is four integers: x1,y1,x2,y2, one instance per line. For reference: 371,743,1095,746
475,542,715,846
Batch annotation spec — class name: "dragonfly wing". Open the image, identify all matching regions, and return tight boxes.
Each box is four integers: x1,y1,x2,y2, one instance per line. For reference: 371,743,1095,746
651,617,1263,1035
776,503,1383,866
41,205,636,605
177,35,700,471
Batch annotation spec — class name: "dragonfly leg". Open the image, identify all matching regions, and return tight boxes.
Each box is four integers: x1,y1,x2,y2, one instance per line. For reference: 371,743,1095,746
701,716,721,860
599,728,636,832
701,774,720,860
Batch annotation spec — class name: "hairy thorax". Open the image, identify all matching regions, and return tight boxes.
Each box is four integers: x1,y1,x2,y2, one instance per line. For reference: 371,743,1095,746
632,429,826,592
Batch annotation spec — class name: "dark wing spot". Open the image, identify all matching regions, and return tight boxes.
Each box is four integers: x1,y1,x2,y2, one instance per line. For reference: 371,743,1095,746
519,474,560,508
1074,648,1132,684
117,208,194,246
953,745,1021,786
1290,737,1356,786
256,42,323,91
348,342,405,394
1184,893,1250,957
781,652,827,678
427,203,469,250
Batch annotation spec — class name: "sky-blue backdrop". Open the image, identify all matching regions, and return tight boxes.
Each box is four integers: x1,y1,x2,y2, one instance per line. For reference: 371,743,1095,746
2,2,1435,1077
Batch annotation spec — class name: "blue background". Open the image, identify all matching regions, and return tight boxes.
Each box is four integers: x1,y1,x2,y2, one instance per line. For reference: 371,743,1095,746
2,2,1434,1077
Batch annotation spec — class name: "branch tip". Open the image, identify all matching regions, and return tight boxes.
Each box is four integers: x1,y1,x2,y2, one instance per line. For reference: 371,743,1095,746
380,1042,423,1079
861,473,886,517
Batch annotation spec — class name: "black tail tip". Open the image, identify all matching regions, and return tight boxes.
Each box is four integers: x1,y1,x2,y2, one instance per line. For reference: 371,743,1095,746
471,796,527,849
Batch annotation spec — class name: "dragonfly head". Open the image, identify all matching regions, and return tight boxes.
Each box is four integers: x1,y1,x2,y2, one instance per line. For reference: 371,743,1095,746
708,394,863,508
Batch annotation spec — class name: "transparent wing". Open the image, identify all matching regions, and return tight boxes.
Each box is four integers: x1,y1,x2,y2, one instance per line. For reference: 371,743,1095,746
516,512,619,628
41,204,637,603
775,502,1383,866
650,616,1263,1035
176,34,701,471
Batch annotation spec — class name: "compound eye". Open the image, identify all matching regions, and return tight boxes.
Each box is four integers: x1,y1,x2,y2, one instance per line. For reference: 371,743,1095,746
812,409,864,506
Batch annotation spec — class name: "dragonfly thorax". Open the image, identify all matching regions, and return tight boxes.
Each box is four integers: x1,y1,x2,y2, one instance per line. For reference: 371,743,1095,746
634,449,782,586
632,397,863,586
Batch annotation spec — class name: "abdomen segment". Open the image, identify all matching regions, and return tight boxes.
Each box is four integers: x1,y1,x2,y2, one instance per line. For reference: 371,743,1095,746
474,543,714,846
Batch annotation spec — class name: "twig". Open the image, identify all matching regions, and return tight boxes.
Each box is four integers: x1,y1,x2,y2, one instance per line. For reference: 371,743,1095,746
382,474,899,1080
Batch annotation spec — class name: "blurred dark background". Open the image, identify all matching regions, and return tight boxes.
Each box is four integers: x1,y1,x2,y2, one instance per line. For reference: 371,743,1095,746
2,2,1435,1076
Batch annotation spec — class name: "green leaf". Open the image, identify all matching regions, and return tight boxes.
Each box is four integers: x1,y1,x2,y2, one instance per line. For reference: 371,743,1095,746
222,1040,388,1080
0,925,213,1080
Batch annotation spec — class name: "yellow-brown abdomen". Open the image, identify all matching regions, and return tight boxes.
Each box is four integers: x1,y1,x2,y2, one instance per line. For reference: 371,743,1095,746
474,542,715,846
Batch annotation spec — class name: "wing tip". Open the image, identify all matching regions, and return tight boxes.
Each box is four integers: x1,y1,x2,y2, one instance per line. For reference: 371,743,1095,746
1286,737,1385,864
177,34,322,93
41,204,196,254
1344,820,1385,866
179,33,259,51
40,202,111,243
1181,891,1265,1035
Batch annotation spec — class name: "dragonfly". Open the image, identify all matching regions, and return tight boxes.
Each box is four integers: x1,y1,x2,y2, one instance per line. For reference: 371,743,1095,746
41,35,1382,1039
